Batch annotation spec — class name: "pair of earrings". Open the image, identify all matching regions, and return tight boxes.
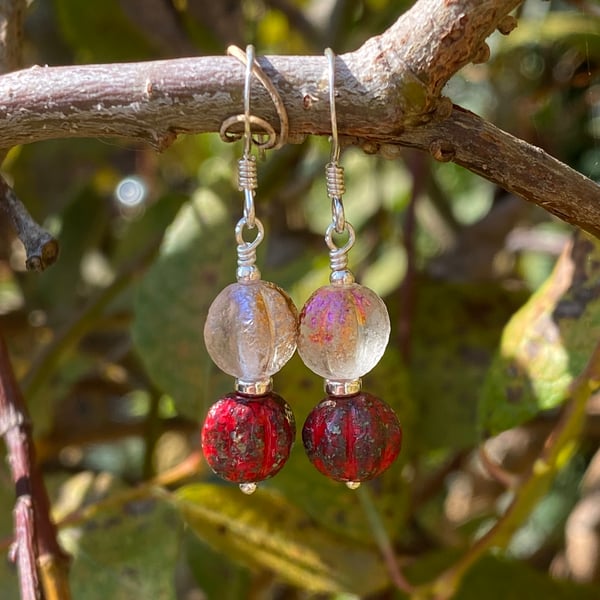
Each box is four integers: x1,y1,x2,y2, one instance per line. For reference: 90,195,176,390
201,47,402,494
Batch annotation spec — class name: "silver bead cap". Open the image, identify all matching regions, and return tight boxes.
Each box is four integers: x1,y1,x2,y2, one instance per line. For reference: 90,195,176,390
235,378,273,396
324,378,362,396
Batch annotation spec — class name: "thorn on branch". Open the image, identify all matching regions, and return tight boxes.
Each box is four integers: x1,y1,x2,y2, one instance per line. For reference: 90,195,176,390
497,15,518,35
0,176,59,272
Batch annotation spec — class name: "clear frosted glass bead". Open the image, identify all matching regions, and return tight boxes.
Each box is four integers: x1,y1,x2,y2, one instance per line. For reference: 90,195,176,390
204,280,298,380
298,283,390,380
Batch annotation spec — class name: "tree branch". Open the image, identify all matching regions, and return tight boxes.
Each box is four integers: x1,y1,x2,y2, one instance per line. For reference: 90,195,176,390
0,1,522,149
0,176,59,271
0,0,598,237
396,106,600,239
0,333,71,599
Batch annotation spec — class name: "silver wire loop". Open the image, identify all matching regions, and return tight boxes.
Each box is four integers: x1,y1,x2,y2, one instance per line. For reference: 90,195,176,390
235,216,264,282
235,217,264,255
325,221,355,270
331,196,345,234
219,44,289,150
219,114,277,149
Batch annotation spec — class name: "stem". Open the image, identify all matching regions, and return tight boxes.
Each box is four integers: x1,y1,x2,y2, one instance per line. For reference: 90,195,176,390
142,389,162,480
0,332,70,600
57,451,201,530
0,175,59,271
357,484,413,594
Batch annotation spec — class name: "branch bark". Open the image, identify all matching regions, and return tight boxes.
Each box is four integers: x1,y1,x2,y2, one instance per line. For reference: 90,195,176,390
0,333,71,600
0,0,598,236
0,176,59,271
0,0,59,270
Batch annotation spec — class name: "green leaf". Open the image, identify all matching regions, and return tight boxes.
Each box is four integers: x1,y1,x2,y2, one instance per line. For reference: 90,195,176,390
498,14,600,59
480,232,600,434
184,531,252,600
395,551,599,599
21,184,109,317
55,0,156,62
57,475,180,600
174,483,389,595
132,190,234,418
455,554,599,600
408,279,527,450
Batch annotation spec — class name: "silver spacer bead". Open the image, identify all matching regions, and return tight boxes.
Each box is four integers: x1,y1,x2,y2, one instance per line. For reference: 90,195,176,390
346,481,361,490
239,482,257,495
235,378,273,396
236,264,261,283
329,269,355,286
325,378,362,396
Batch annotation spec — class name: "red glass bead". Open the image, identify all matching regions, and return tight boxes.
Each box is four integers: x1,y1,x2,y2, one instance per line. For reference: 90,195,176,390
302,392,402,484
201,392,296,487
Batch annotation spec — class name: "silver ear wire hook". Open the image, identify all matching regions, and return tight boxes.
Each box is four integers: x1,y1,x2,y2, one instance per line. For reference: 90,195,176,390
323,48,355,284
220,45,289,150
324,48,347,236
219,44,291,234
243,45,254,159
239,44,257,229
325,48,340,165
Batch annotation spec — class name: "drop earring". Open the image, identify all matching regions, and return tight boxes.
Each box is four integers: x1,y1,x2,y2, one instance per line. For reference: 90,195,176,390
201,46,297,495
298,49,402,489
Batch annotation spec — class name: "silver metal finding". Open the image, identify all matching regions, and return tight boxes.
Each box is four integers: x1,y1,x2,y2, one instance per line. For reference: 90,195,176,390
238,155,258,228
324,47,353,283
235,377,272,396
235,216,264,282
325,48,346,234
325,48,341,164
220,45,289,150
325,378,362,396
242,45,254,158
325,222,355,285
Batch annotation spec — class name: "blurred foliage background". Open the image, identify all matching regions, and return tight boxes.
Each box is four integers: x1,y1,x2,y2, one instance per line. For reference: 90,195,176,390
1,0,600,598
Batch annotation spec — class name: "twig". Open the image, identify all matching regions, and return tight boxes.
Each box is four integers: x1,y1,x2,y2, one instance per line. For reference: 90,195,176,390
0,332,71,600
0,175,59,271
356,484,414,594
57,451,201,530
478,445,517,489
420,341,600,600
